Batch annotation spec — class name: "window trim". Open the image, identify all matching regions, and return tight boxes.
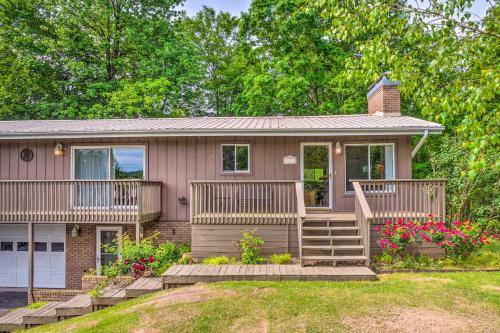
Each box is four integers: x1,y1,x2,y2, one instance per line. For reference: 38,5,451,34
344,143,396,194
220,144,251,174
71,145,147,180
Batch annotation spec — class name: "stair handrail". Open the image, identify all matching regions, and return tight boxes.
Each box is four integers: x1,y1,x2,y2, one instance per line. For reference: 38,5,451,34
295,182,306,265
352,181,373,265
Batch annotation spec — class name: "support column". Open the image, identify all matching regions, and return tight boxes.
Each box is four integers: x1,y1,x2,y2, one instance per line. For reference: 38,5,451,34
135,223,140,245
28,222,34,303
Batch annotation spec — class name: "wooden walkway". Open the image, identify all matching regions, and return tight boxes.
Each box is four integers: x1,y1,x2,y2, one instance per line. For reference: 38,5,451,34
163,264,376,287
125,277,162,298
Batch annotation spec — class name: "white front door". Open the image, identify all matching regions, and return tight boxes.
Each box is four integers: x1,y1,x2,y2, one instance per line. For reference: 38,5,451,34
301,143,333,209
96,226,122,270
0,224,66,288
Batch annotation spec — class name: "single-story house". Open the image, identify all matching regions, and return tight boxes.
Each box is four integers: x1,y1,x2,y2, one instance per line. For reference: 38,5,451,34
0,75,445,297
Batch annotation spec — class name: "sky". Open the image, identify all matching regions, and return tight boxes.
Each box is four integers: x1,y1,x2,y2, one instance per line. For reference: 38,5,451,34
180,0,491,18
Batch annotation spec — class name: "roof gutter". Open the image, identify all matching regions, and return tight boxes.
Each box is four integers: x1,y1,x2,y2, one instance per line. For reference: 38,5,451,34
0,127,444,140
411,130,429,159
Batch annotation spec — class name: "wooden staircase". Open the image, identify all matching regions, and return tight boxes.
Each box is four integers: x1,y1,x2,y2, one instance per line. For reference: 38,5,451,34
300,212,369,266
0,277,163,332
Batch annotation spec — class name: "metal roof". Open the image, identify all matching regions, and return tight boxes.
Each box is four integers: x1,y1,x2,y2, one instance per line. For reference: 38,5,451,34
0,114,444,139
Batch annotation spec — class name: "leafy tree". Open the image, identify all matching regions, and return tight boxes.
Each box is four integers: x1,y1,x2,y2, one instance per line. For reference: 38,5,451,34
237,0,367,115
0,0,204,119
183,6,241,115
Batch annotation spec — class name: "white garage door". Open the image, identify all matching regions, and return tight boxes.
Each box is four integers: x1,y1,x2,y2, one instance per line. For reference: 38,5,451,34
0,224,66,288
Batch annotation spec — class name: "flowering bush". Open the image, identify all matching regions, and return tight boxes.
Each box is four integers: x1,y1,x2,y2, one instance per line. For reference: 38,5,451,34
420,217,497,259
375,218,421,257
101,232,188,278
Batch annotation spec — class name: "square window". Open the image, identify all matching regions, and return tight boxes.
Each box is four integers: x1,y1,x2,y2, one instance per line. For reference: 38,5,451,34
0,242,13,251
222,144,249,173
51,242,65,253
17,242,28,251
35,242,47,252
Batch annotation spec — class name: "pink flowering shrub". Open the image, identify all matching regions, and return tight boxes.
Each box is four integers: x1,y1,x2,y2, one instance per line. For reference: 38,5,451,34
420,217,497,259
375,218,421,257
376,215,498,260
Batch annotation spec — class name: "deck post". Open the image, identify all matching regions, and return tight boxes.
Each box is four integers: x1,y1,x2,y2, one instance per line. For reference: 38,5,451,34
135,222,140,245
28,222,34,303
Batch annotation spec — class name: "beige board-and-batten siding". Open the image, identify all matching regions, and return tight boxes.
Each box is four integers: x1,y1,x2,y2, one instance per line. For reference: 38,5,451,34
191,224,299,258
0,135,412,220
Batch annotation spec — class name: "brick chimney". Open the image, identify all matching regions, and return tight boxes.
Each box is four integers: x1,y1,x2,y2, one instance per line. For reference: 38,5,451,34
367,72,401,116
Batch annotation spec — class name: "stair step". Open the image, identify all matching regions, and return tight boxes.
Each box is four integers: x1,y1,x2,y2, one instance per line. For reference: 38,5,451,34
302,245,364,250
55,294,93,318
22,302,60,326
0,308,32,332
302,235,362,240
305,213,356,222
303,256,368,261
302,226,359,231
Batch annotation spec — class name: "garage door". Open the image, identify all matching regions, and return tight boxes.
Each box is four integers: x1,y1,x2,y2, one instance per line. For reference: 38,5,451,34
0,225,66,288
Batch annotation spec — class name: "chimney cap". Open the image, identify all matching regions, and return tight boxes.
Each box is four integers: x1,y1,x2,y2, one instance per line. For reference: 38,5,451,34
367,72,401,98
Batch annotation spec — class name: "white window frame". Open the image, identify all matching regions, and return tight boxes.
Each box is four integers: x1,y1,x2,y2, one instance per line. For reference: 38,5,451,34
221,144,251,174
96,226,122,271
344,143,396,194
71,145,147,180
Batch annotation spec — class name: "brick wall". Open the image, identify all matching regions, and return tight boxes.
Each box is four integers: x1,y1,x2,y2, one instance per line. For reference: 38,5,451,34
368,85,400,115
65,222,190,290
32,289,80,303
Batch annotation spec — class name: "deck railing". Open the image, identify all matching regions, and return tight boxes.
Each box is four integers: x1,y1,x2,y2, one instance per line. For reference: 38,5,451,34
190,180,299,225
354,179,446,224
352,182,374,262
0,180,162,223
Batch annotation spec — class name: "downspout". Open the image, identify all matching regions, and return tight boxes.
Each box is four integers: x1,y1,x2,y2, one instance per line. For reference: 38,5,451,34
411,130,429,159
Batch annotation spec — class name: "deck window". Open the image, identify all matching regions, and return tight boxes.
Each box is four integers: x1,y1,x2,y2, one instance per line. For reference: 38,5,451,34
222,144,249,173
345,144,394,192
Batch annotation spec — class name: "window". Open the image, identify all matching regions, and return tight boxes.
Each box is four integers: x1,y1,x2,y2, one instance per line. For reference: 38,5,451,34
345,144,394,192
51,242,65,253
17,242,28,251
222,144,249,173
74,146,145,180
35,242,47,252
0,242,13,251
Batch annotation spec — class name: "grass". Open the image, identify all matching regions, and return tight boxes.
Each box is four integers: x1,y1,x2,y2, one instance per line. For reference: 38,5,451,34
26,301,48,310
27,272,500,333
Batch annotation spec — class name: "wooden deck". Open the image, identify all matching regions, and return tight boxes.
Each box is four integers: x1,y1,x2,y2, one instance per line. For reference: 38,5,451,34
22,302,59,326
55,294,93,318
92,284,127,307
0,308,31,332
163,264,376,287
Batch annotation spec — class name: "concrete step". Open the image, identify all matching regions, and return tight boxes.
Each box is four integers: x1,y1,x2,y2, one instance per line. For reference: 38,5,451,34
302,235,362,240
22,302,60,326
303,256,368,261
55,294,93,318
302,226,359,231
0,308,32,332
125,277,163,298
302,245,364,250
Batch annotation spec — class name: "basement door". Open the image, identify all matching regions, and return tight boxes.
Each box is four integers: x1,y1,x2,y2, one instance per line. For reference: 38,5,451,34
0,224,66,288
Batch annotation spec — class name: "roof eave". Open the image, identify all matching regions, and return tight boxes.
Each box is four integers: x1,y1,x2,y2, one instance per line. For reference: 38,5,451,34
0,127,445,140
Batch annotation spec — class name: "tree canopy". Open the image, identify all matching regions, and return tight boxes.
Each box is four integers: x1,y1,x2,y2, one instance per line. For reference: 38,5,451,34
0,0,498,222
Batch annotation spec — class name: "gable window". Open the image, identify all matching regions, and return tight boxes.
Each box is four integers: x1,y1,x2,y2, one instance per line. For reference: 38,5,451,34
345,144,395,192
222,144,249,173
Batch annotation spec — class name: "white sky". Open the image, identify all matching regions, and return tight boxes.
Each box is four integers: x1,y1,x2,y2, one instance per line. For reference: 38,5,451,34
180,0,492,18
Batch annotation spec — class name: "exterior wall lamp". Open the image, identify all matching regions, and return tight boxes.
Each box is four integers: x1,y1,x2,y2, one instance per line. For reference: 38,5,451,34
71,224,80,238
54,143,64,157
335,141,342,155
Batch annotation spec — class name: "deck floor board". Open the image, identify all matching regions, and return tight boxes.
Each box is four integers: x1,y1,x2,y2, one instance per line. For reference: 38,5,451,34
163,264,376,287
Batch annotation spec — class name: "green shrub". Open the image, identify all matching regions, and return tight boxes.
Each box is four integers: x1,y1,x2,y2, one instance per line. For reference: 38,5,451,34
101,232,183,278
238,230,265,264
177,244,191,255
27,301,48,310
269,253,292,264
202,256,237,265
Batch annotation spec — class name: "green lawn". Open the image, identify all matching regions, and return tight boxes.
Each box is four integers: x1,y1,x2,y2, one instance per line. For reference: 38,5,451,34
29,272,499,333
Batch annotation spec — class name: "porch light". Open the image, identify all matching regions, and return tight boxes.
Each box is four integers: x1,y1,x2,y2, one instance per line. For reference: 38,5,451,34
335,141,342,155
54,143,64,156
71,224,80,238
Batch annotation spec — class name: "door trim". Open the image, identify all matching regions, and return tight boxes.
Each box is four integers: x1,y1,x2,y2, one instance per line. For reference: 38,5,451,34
300,142,333,209
96,226,122,270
